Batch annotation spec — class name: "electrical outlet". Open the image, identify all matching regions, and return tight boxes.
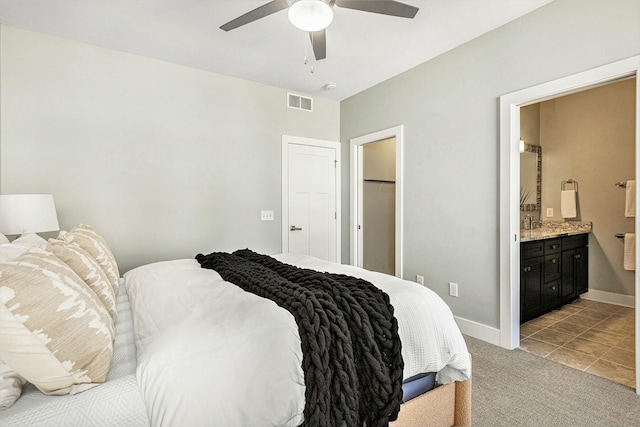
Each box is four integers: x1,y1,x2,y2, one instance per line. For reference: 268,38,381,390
546,208,554,217
260,210,274,221
449,282,458,297
416,275,424,286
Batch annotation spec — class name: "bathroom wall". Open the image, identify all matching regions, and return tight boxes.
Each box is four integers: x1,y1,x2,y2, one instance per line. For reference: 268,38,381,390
540,78,636,296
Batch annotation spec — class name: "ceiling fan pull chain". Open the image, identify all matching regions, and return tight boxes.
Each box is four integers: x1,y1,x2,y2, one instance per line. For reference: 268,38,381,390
303,31,308,65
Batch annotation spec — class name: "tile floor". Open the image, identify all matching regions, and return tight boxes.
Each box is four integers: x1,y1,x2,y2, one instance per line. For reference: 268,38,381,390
519,298,635,389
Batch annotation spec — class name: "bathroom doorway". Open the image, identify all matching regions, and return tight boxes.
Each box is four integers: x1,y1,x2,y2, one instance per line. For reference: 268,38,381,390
499,55,640,393
517,78,636,388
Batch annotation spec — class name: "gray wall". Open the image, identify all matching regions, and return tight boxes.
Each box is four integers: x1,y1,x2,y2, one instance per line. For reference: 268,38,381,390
540,79,636,296
0,25,340,273
340,0,640,328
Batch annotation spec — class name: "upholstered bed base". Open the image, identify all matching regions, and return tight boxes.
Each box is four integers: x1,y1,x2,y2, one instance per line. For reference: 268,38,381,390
392,357,472,427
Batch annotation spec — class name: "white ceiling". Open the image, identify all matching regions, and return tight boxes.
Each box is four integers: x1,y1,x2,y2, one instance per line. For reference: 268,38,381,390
0,0,552,101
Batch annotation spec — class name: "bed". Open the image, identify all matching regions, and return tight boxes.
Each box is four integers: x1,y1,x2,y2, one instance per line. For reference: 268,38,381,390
0,225,471,426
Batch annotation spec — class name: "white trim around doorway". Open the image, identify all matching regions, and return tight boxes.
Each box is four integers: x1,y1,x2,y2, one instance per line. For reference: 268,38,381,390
350,125,404,278
498,55,640,393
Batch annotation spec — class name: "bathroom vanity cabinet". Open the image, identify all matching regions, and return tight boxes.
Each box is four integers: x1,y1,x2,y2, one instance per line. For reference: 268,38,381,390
520,233,589,323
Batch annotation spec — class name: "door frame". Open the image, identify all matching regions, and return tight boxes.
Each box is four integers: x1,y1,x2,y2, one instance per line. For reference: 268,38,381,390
281,135,341,261
499,55,640,391
350,125,404,278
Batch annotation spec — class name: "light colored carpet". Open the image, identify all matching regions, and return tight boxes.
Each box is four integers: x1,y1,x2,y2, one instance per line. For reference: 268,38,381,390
465,335,640,426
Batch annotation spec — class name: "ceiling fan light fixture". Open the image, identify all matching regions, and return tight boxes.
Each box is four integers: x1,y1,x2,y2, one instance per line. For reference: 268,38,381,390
288,0,333,32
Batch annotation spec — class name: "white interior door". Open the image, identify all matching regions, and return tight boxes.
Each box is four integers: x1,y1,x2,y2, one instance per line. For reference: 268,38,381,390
282,136,340,262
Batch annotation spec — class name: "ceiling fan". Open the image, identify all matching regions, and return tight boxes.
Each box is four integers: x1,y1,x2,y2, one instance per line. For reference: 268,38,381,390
220,0,419,61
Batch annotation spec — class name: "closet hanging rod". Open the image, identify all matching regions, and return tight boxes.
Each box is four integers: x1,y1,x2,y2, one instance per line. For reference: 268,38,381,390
615,181,627,188
615,233,626,239
363,179,396,184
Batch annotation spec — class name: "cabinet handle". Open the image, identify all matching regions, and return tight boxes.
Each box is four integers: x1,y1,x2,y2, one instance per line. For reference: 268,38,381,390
575,254,581,259
551,244,559,249
551,259,557,264
551,286,557,291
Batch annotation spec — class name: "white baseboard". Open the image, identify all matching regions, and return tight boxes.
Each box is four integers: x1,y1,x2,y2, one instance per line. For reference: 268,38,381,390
581,289,635,308
454,316,501,346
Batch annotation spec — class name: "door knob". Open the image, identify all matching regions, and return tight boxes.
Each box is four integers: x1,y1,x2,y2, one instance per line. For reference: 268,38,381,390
290,226,302,231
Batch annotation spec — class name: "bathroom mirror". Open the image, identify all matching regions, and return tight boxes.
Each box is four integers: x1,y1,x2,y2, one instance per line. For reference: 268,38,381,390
520,144,541,211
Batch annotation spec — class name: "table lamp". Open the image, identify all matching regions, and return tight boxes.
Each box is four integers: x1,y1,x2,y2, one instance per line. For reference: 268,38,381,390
0,194,60,236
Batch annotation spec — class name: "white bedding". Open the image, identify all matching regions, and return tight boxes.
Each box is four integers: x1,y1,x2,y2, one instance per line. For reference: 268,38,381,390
0,280,149,427
124,254,471,427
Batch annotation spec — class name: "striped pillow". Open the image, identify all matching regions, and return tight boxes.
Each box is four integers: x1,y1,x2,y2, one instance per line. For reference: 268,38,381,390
58,224,120,293
47,239,117,321
0,247,114,395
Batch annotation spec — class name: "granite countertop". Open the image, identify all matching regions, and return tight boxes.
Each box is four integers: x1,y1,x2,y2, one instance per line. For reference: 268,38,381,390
520,221,592,242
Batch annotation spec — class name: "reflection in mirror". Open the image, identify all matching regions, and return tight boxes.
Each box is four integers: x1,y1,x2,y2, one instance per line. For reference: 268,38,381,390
520,144,541,211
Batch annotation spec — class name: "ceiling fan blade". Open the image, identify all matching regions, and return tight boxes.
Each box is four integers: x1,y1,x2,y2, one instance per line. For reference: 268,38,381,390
335,0,418,18
310,30,327,61
220,0,289,31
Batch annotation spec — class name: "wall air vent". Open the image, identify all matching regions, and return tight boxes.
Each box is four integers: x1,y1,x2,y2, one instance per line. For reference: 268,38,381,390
287,93,313,112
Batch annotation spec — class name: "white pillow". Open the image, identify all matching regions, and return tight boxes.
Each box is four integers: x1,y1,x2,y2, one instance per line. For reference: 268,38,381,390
0,361,25,410
0,233,48,264
0,244,29,264
11,232,47,249
0,233,9,245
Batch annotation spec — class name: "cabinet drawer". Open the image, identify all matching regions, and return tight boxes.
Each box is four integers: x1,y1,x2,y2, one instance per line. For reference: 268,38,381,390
563,234,588,251
522,241,544,260
544,238,562,255
544,254,561,281
543,279,561,309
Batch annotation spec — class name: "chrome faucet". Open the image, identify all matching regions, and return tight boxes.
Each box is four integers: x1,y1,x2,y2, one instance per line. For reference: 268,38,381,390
523,215,535,230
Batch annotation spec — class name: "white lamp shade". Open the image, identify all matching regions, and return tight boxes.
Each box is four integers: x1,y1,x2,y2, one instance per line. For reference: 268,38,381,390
288,0,333,32
0,194,60,235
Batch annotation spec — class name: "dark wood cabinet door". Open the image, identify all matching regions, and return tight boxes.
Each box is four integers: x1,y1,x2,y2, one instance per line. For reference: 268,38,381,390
575,246,589,295
521,257,544,323
561,250,576,303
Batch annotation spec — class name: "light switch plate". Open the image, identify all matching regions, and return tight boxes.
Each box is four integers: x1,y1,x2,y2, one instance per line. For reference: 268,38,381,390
546,208,554,217
261,210,274,221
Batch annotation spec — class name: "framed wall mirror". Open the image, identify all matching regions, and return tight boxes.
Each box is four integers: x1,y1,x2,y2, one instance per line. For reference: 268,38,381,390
520,144,541,211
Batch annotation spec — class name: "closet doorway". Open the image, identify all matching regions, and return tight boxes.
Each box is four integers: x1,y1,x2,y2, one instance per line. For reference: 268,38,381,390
362,137,396,275
350,126,404,278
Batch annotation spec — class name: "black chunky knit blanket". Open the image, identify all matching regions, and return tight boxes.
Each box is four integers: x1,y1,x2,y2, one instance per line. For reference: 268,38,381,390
195,249,403,427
